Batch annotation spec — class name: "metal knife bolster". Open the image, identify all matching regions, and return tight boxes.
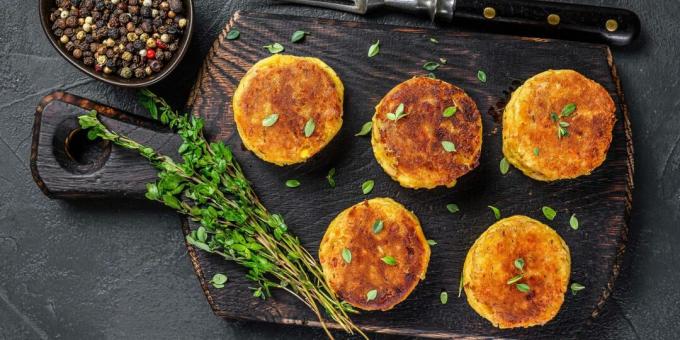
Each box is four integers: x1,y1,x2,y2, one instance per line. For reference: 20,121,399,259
378,0,456,22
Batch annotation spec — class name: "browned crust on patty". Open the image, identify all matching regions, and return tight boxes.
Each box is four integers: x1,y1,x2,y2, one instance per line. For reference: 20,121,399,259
503,69,616,181
319,198,430,311
463,215,571,328
233,55,344,165
371,77,482,189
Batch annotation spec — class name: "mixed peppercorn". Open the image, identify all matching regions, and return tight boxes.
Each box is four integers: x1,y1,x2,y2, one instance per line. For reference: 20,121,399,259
48,0,188,80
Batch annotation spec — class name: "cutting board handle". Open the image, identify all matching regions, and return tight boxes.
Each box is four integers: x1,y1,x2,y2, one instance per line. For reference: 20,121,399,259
30,92,182,199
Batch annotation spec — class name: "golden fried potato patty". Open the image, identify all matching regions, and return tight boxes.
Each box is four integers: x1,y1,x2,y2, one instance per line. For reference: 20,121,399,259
371,77,482,189
463,215,571,328
319,198,430,311
233,55,344,165
503,69,616,181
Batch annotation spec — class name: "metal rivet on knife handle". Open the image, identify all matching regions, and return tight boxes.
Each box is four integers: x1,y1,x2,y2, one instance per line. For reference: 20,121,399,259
547,14,560,26
606,19,619,32
483,7,496,19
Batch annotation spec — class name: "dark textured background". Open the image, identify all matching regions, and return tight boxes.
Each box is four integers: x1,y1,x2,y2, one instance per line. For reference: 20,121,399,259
0,0,678,339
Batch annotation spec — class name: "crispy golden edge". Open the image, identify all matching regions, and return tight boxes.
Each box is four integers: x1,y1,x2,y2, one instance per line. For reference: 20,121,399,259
371,77,482,189
502,69,615,181
319,197,430,311
463,215,571,328
232,54,344,166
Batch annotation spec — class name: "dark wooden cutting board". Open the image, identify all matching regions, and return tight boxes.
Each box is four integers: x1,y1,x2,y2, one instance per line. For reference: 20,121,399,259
31,11,633,338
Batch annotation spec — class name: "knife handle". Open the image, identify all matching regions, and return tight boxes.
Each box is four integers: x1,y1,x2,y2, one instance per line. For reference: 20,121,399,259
450,0,640,46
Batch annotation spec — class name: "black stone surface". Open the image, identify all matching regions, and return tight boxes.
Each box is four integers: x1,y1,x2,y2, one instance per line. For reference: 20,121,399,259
0,0,677,339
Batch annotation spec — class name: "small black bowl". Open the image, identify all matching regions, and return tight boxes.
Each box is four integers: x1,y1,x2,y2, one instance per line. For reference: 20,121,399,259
39,0,193,88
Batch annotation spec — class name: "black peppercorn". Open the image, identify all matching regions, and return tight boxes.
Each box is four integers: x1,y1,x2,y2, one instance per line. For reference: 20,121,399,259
107,28,119,39
140,6,151,17
168,0,182,13
149,59,162,72
83,56,94,66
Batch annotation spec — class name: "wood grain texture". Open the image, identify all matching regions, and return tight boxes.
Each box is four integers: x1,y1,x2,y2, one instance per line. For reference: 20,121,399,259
29,11,634,338
183,12,633,338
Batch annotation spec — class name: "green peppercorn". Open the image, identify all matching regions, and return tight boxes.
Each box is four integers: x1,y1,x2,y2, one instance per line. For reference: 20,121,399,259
119,67,132,78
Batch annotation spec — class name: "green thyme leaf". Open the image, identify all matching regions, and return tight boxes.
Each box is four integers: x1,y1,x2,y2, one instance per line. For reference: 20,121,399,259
488,205,501,220
381,256,397,265
290,30,308,43
423,61,440,71
361,180,375,194
372,219,384,234
304,118,316,137
516,283,530,293
355,121,373,136
342,248,352,263
427,239,437,246
210,273,228,289
285,179,300,188
439,58,447,65
386,103,407,121
440,291,448,304
534,147,540,156
507,274,524,285
227,29,240,40
446,203,460,214
561,103,577,117
395,103,404,116
558,126,569,138
477,70,487,83
514,258,525,271
559,121,570,127
570,214,579,230
264,43,284,54
442,106,457,117
368,40,380,57
542,206,557,220
366,289,377,301
326,168,336,188
197,226,207,242
262,113,279,127
500,157,510,175
429,37,439,44
442,140,456,152
487,205,501,220
570,282,585,295
551,112,559,122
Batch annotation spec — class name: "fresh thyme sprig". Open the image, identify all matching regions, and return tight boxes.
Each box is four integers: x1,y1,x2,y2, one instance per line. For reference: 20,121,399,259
78,89,365,339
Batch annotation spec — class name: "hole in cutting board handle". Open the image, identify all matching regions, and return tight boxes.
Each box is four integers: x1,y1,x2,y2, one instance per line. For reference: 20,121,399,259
53,117,112,174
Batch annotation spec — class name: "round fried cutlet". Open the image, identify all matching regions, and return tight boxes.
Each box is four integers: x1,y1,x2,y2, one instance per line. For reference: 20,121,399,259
463,215,571,328
232,55,344,165
319,198,430,311
371,77,482,189
503,69,616,181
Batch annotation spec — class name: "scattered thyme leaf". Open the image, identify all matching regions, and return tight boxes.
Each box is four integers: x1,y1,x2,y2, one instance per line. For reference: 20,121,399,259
500,157,510,175
361,180,375,194
355,121,373,136
368,40,380,57
342,248,352,263
285,179,300,188
290,30,308,43
477,70,487,83
262,113,279,127
488,205,501,220
227,29,240,40
542,206,557,220
570,214,579,230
